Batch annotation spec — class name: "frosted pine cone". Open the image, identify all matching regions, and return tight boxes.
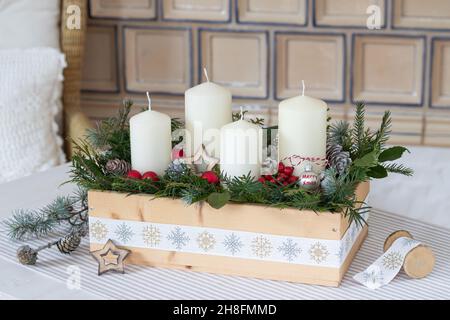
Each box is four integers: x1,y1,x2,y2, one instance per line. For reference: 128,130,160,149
17,245,38,265
326,144,352,175
105,159,131,175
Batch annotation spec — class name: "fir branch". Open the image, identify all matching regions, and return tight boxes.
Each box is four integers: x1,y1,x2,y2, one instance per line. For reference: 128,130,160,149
353,103,365,147
352,102,371,158
85,100,133,161
223,173,266,203
373,110,392,149
382,163,414,176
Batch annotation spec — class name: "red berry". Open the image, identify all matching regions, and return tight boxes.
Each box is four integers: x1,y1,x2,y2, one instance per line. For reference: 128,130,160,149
283,166,294,176
263,175,273,180
278,162,285,173
283,181,289,186
201,171,219,184
278,173,289,181
257,177,266,184
142,171,159,182
127,170,142,179
267,176,275,183
288,175,299,183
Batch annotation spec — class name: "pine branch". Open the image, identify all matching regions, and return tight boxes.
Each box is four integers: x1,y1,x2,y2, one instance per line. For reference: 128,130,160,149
4,188,89,240
382,163,414,176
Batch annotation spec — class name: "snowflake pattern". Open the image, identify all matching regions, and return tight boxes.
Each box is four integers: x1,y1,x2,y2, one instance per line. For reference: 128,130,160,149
361,268,384,287
251,236,272,258
142,225,161,247
167,227,190,250
335,244,345,262
382,251,403,270
90,221,108,241
114,223,134,243
197,231,216,252
309,242,329,264
223,233,243,255
278,239,302,262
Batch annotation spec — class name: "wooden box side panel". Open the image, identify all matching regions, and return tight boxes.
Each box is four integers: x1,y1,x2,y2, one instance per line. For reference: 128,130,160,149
89,225,368,287
88,181,369,240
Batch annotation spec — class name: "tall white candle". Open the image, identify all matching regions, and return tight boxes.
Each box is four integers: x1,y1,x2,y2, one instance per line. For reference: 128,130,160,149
220,109,262,180
278,82,327,175
130,93,172,175
185,68,232,158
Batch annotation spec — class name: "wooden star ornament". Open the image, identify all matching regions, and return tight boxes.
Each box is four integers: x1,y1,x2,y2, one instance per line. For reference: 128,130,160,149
90,239,130,275
181,144,219,173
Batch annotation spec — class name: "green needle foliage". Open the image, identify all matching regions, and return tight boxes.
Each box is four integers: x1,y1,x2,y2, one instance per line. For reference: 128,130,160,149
24,100,413,238
5,188,88,240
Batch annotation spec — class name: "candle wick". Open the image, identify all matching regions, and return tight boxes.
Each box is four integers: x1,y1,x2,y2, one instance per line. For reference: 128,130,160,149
146,91,152,111
302,80,305,96
203,67,210,82
240,106,244,120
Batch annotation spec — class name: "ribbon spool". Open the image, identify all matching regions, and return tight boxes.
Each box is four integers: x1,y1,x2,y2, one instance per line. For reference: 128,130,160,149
383,230,435,279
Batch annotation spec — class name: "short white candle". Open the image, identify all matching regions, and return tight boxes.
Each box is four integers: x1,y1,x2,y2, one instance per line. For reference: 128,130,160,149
278,81,327,175
130,93,172,175
220,108,262,180
185,68,232,158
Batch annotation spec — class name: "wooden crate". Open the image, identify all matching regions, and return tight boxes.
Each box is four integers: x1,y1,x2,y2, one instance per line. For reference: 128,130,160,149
88,182,369,287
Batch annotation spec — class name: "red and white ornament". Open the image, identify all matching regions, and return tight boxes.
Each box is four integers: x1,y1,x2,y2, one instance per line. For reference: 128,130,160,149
298,163,319,190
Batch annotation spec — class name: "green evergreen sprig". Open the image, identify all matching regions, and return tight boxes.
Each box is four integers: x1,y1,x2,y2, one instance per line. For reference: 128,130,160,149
5,188,88,240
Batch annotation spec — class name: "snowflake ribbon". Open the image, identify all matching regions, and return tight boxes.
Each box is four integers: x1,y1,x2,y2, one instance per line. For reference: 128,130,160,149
353,237,421,289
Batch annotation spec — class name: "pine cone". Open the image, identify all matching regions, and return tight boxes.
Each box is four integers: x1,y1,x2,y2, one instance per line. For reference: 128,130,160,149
56,233,81,254
17,245,38,265
326,144,352,175
105,159,131,175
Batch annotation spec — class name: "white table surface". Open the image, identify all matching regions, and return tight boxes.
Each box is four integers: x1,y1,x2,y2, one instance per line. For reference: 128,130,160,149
0,155,449,300
0,164,100,299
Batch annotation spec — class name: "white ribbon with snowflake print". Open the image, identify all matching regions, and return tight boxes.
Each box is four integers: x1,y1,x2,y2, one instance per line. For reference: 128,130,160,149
89,211,369,269
353,237,421,289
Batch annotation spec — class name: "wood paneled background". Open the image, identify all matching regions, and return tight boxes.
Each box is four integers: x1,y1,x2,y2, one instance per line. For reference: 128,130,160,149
81,0,450,147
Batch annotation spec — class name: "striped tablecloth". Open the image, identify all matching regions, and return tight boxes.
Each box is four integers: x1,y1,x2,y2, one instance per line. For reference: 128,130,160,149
0,209,449,300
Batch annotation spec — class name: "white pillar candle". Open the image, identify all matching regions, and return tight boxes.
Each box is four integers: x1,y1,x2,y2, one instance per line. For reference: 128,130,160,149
220,108,262,180
185,68,232,158
278,82,327,175
130,93,172,175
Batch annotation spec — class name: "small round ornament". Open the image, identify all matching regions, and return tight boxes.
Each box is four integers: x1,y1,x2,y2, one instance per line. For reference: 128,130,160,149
201,171,219,184
142,171,159,182
127,170,142,179
298,163,319,190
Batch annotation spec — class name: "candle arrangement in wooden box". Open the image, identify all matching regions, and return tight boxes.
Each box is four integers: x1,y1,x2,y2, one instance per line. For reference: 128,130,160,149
67,71,413,286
